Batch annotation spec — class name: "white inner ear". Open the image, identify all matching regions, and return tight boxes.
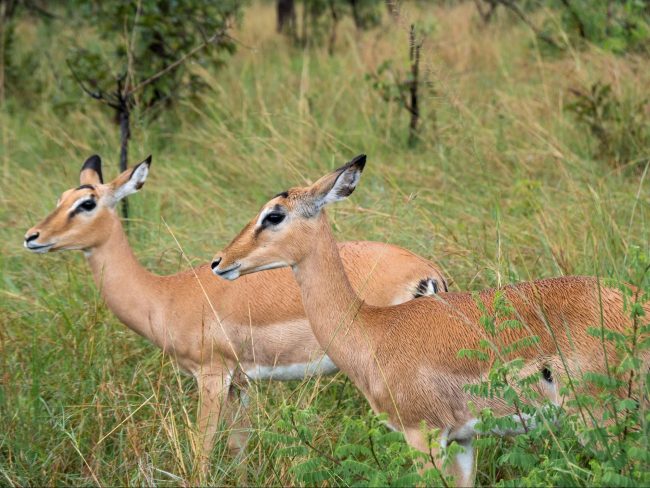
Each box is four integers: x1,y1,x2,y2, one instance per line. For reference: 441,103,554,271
110,164,149,206
320,167,361,207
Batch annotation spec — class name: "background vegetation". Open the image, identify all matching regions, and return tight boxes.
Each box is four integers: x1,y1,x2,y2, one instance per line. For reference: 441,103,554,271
1,0,648,485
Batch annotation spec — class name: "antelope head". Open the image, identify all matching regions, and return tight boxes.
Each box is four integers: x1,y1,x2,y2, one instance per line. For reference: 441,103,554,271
24,154,151,253
212,154,366,280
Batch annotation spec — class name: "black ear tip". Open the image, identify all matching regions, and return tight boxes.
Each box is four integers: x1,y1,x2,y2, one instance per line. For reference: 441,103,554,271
81,154,104,182
82,154,101,168
350,154,366,171
143,154,152,166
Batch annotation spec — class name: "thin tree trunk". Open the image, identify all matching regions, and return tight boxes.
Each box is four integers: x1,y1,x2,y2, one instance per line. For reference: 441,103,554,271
301,0,308,47
349,0,361,30
0,1,7,108
606,0,614,36
328,0,339,55
118,99,130,220
0,1,6,182
277,0,296,37
408,25,420,147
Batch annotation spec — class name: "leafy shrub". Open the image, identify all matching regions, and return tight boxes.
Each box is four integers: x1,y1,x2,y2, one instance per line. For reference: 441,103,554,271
261,405,448,486
477,1,650,56
567,82,650,171
66,0,242,113
549,0,650,55
461,246,650,486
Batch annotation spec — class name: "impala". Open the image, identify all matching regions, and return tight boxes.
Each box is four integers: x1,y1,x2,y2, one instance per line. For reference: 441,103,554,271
23,155,447,470
212,154,648,486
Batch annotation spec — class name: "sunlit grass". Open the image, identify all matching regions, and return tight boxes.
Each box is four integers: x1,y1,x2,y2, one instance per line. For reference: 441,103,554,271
1,1,648,486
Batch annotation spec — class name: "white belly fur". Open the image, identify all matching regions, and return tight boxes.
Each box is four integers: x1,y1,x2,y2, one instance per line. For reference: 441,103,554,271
245,355,339,381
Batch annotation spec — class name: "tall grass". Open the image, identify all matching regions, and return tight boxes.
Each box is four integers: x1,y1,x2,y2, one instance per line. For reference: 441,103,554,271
1,2,648,485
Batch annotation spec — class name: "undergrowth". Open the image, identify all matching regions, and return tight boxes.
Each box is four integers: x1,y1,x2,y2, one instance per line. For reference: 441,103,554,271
1,1,649,486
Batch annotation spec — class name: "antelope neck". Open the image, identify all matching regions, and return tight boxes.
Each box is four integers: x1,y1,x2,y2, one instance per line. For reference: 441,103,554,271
85,215,164,342
290,213,373,386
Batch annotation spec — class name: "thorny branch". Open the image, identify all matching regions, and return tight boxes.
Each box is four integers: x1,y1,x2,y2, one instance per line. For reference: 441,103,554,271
427,431,451,488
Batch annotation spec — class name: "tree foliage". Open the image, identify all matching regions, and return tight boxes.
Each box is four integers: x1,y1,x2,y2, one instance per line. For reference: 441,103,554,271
65,0,242,114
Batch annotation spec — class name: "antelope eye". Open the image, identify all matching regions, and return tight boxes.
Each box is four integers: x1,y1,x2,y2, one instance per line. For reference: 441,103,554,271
79,200,97,212
263,212,285,226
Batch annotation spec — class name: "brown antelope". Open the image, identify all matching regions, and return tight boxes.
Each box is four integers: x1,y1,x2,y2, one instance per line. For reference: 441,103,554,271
212,154,649,486
23,154,448,471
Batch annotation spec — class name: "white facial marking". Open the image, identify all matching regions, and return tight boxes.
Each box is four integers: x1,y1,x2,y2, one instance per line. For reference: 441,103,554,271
24,242,54,253
249,261,288,274
256,206,274,228
213,262,242,280
70,196,95,213
245,355,339,381
219,268,241,280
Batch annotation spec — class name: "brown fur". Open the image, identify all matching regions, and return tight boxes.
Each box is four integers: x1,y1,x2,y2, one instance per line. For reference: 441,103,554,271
24,157,447,474
213,157,649,487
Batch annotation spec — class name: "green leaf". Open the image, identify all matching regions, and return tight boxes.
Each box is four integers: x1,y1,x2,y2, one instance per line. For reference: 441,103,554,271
601,470,635,487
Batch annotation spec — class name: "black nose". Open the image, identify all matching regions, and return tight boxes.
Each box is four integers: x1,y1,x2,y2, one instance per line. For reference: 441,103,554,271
211,257,222,270
25,232,40,243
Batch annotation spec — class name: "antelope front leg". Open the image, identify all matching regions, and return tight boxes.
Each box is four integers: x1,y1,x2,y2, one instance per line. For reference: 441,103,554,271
225,368,251,453
404,427,476,487
195,368,233,473
449,438,476,488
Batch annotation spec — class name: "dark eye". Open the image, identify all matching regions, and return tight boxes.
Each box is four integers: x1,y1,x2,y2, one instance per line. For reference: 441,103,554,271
263,212,285,226
79,200,97,212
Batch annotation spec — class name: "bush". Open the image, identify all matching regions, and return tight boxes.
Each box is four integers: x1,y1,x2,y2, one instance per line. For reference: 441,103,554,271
462,246,650,486
566,82,650,171
260,405,448,486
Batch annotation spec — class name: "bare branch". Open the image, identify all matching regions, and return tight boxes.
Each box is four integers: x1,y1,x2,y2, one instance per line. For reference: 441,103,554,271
497,0,562,50
559,0,586,39
473,0,498,24
126,28,228,97
66,59,120,109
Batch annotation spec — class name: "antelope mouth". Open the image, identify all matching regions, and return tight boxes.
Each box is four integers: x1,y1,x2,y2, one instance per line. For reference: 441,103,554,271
24,241,55,253
213,263,241,281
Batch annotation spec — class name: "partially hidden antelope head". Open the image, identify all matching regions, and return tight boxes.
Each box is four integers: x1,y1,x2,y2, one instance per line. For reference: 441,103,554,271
211,154,366,280
24,154,151,253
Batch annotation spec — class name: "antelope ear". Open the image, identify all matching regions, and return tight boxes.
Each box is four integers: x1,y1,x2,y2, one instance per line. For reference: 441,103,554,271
308,154,366,212
107,155,152,206
80,155,104,185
